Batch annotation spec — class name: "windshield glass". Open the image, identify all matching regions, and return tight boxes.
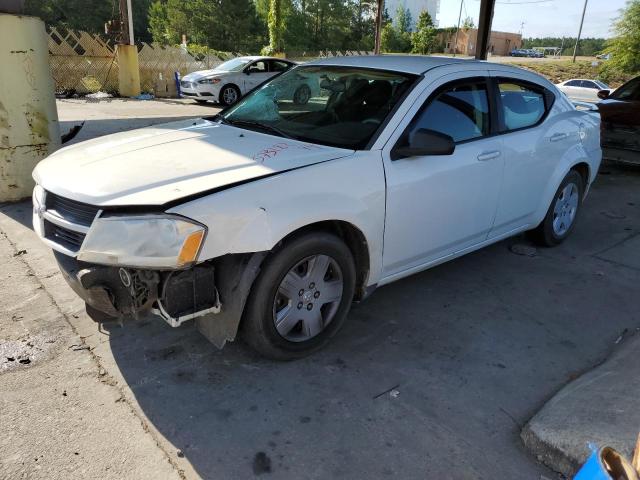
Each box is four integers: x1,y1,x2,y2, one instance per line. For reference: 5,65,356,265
220,66,417,149
215,58,251,72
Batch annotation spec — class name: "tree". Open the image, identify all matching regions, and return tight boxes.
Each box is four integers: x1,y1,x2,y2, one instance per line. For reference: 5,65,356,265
381,5,412,52
604,0,640,73
462,16,475,30
266,0,285,54
411,10,436,54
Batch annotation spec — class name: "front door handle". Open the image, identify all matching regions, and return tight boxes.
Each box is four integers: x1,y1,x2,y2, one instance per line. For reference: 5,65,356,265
477,151,501,162
550,132,569,142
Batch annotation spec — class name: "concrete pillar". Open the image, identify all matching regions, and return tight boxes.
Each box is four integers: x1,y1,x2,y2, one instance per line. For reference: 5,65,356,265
116,44,141,97
0,13,60,202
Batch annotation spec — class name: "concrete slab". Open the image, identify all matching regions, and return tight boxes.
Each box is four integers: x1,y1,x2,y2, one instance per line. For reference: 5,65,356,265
522,333,640,477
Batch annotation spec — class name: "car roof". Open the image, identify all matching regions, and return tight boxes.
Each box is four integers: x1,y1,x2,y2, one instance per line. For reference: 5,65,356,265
237,55,293,62
304,54,542,77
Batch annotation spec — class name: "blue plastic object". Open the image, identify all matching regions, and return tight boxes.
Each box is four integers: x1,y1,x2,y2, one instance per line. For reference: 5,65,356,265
574,449,611,480
174,71,181,97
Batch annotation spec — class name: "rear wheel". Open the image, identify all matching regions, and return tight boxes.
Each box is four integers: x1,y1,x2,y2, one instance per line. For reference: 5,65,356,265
241,232,356,360
293,85,311,105
529,170,584,246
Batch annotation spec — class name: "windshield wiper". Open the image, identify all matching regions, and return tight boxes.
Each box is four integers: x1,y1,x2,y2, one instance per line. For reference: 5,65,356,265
225,119,295,140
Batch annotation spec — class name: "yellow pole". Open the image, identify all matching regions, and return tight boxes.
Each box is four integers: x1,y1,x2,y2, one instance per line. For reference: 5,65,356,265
0,13,60,202
116,44,141,97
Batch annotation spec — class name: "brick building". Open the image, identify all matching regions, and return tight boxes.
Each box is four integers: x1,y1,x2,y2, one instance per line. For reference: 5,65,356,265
438,28,522,56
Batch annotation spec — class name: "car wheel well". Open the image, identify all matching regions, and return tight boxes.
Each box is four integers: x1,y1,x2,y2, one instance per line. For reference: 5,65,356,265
571,162,590,191
276,221,370,301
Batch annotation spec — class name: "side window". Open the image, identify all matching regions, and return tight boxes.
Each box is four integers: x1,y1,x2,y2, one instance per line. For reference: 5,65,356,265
407,80,490,143
581,80,598,89
565,80,581,87
498,80,547,131
247,61,267,73
612,78,640,101
270,60,291,72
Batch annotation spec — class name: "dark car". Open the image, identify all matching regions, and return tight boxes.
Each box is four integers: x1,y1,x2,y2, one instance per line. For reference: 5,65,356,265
597,76,640,165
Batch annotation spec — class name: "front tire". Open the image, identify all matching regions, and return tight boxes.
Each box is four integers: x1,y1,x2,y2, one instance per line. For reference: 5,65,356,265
529,170,584,246
241,232,356,360
220,85,240,106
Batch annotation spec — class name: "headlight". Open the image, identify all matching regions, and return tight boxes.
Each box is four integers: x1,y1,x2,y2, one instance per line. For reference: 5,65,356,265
78,215,206,269
198,77,221,85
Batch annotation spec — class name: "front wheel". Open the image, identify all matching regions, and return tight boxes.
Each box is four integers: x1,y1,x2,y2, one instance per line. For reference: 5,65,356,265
241,232,356,360
529,170,584,246
220,85,240,106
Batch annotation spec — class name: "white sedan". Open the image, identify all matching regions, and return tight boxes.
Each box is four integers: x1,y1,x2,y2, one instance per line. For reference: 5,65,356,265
180,56,306,106
33,56,601,359
556,78,610,103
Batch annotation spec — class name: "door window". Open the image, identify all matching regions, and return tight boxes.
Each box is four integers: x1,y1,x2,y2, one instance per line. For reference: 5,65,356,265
404,79,490,144
611,77,640,101
498,80,549,131
580,80,598,89
246,61,267,74
270,60,291,72
564,80,581,87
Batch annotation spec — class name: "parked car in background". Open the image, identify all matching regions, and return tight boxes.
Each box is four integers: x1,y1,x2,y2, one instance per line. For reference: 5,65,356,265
180,56,308,106
597,75,640,165
32,56,601,359
556,79,611,103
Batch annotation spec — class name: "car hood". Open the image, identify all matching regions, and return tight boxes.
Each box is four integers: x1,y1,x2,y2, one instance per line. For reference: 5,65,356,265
33,118,354,207
182,69,230,81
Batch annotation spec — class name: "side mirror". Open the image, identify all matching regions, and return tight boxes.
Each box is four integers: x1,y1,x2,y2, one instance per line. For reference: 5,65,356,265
597,89,610,100
391,128,455,160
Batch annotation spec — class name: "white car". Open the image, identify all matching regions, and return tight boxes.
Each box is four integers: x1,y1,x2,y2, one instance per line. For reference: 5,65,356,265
32,56,601,359
180,56,303,106
556,78,610,103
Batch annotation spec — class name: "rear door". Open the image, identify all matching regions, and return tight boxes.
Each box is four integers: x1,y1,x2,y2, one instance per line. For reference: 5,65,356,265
489,75,576,237
381,72,505,278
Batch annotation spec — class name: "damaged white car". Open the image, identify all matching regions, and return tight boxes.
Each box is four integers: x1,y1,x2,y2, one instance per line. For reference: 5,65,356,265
33,56,601,359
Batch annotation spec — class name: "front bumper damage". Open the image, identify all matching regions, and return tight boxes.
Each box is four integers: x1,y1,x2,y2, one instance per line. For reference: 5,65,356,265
53,251,265,348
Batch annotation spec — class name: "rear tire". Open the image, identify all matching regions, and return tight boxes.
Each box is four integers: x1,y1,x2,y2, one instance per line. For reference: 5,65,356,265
241,232,356,360
293,85,311,105
529,170,584,247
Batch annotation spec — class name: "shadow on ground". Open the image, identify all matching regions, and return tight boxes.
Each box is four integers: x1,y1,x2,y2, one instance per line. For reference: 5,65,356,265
2,167,639,479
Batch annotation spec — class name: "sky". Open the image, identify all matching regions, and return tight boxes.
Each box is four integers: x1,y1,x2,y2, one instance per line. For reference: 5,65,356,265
436,0,627,38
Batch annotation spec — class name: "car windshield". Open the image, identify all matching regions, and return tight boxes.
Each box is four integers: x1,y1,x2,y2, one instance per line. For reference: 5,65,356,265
215,58,251,72
219,65,417,149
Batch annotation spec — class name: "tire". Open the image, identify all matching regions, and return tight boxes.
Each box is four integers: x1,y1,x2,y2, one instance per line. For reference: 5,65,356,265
529,170,584,247
241,232,356,360
293,85,311,105
220,85,241,106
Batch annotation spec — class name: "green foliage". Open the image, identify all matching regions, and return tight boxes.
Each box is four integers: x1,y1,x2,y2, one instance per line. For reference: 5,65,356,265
411,10,436,54
603,0,640,74
381,6,412,52
267,0,285,53
522,37,606,56
462,16,475,29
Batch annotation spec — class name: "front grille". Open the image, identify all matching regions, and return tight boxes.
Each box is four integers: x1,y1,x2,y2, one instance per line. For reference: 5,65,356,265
44,220,86,251
181,91,197,96
45,192,99,227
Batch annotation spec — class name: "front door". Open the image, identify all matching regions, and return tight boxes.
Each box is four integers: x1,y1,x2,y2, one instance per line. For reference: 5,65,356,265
381,73,504,279
242,60,272,93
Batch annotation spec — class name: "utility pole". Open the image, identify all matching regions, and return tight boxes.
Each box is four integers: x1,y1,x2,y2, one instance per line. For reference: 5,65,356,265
374,0,384,54
116,0,140,96
453,0,464,56
118,0,134,44
572,0,588,63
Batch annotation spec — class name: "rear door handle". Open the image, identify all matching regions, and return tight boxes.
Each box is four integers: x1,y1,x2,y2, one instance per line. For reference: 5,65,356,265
550,132,569,142
477,151,501,162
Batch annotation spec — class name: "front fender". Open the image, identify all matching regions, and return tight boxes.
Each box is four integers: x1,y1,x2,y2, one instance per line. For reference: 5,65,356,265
168,151,386,285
